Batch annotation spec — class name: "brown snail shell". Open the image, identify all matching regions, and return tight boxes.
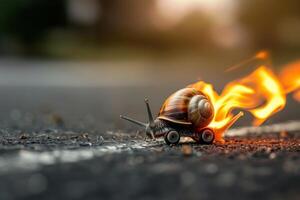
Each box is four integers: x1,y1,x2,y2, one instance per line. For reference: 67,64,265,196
158,88,214,128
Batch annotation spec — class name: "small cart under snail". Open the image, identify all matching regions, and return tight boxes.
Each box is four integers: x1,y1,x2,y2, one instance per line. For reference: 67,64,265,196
120,88,216,145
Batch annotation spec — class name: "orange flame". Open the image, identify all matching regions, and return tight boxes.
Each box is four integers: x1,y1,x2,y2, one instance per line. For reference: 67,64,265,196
189,53,300,142
279,60,300,101
255,51,269,60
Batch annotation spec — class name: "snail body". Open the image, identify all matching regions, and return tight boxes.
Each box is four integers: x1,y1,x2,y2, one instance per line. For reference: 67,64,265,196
120,87,215,145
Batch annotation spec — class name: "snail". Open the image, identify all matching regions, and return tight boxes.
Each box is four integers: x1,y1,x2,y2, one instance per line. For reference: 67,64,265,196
120,87,216,145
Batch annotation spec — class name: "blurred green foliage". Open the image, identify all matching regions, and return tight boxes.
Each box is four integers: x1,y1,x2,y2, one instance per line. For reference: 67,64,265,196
0,0,300,58
0,0,65,44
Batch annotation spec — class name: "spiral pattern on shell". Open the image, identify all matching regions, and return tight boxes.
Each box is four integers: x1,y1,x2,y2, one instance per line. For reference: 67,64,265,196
188,94,214,127
158,88,214,128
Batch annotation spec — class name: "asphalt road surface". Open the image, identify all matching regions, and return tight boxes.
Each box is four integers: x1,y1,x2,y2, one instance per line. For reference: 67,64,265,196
0,125,299,200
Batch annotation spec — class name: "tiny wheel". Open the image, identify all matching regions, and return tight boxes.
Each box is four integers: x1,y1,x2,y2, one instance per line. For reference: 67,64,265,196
164,130,180,145
199,129,215,144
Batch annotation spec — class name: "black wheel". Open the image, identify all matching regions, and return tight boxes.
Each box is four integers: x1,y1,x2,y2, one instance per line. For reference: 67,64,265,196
164,130,180,145
198,128,215,144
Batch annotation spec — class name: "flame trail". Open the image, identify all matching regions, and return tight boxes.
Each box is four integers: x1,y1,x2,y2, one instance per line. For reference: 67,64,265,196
279,60,300,101
189,52,300,142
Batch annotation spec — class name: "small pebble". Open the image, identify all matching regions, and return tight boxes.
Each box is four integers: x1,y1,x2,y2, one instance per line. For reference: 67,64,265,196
19,134,28,140
204,163,218,174
82,133,89,139
181,144,193,156
79,142,92,147
279,131,289,138
269,152,276,159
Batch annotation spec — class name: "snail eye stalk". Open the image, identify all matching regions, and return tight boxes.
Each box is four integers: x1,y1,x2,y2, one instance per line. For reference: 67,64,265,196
120,98,156,139
144,98,154,125
120,115,147,128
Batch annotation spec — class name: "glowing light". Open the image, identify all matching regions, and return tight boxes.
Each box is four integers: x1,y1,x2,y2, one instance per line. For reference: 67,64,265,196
255,51,269,59
155,0,237,28
279,60,300,101
188,53,300,142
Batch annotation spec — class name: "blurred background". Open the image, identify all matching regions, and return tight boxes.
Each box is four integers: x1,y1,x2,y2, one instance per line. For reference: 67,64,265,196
0,0,299,132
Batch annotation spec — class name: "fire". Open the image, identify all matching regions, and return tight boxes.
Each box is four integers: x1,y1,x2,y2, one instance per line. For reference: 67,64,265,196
279,60,300,100
255,51,269,59
189,53,300,142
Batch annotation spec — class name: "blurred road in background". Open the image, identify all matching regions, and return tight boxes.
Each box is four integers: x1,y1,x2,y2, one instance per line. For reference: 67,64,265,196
0,57,299,133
